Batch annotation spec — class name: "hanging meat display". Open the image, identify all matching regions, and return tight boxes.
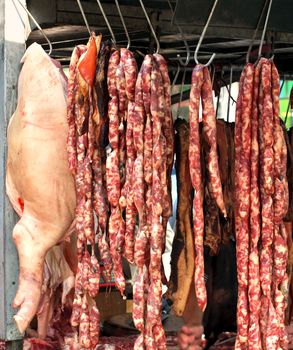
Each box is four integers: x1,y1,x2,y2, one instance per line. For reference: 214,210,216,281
169,118,194,316
67,33,106,349
234,58,289,350
106,47,138,296
7,22,292,350
188,64,226,313
131,53,174,350
66,30,174,348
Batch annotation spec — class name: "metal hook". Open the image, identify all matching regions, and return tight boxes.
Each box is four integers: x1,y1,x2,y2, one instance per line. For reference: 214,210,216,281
226,66,233,123
114,0,131,49
166,0,190,66
177,33,191,66
15,0,53,55
96,0,117,45
258,0,273,59
194,0,219,66
76,0,91,35
138,0,160,54
246,0,269,63
171,63,180,94
177,66,187,118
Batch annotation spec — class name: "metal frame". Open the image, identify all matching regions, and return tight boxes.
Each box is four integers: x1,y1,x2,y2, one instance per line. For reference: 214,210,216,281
0,0,26,347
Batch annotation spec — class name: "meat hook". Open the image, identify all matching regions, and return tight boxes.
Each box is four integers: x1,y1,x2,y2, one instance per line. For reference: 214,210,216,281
96,0,117,45
226,65,233,123
171,62,180,94
166,0,190,66
246,0,269,63
194,0,219,67
114,0,131,49
138,0,160,54
177,65,187,118
76,0,91,36
14,0,53,55
258,0,273,59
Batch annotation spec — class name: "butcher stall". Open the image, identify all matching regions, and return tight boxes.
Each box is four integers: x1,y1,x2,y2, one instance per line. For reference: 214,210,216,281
1,0,293,349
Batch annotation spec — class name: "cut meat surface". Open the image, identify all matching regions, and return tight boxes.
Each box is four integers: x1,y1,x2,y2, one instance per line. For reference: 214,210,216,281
6,43,76,334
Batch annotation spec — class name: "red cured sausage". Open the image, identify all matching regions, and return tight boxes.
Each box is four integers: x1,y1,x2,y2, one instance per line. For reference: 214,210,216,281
67,45,87,174
142,55,153,186
153,54,174,173
201,67,226,217
68,35,106,348
153,54,174,225
189,65,206,311
272,62,289,223
259,60,274,343
121,48,137,101
236,63,254,348
108,206,125,297
89,305,100,348
121,50,138,264
92,148,109,232
248,62,262,350
79,295,90,349
234,65,249,350
146,63,165,348
271,62,289,350
88,254,100,298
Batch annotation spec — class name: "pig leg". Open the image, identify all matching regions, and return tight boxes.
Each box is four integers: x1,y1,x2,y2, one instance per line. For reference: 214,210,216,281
37,289,54,339
12,216,60,334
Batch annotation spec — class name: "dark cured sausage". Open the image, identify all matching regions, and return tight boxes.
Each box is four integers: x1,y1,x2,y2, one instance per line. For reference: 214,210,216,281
169,119,194,316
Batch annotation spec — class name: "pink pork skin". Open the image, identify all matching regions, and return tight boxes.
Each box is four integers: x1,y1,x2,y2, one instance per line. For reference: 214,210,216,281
6,43,76,334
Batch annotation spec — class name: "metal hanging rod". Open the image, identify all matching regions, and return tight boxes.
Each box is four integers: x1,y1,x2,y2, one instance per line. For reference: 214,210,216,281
194,0,219,66
166,0,190,66
246,0,270,63
258,0,273,59
139,0,160,54
115,0,131,49
96,0,117,44
76,0,91,35
14,0,53,55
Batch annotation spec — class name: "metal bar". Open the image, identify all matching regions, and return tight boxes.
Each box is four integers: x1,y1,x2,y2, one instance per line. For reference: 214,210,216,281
0,0,26,342
226,67,233,123
171,89,191,105
5,340,23,350
76,0,91,35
